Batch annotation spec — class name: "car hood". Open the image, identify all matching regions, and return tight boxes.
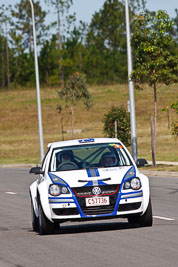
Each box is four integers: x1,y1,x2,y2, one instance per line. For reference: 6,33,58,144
49,166,135,188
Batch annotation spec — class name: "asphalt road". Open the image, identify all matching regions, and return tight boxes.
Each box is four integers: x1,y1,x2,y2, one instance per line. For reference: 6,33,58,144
0,168,178,267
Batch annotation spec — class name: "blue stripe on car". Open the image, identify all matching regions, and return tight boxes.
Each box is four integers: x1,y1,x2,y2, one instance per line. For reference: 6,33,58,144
98,180,108,186
48,166,141,218
86,168,100,177
113,166,137,214
78,166,138,218
83,181,94,187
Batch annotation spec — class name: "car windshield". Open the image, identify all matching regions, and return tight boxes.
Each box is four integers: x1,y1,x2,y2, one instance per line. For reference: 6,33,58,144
49,143,132,172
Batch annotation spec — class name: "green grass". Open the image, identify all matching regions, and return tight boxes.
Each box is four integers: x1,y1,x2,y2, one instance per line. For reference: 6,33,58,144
139,164,178,172
0,83,177,167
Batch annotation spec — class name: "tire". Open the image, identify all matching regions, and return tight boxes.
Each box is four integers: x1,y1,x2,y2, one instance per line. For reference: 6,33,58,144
128,198,153,227
31,198,38,232
38,202,59,235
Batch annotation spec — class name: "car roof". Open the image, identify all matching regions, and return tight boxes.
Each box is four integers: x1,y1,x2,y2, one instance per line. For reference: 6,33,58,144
48,138,121,149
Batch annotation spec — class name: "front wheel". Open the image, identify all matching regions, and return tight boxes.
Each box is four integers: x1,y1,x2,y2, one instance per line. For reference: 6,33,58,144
38,202,59,235
128,198,153,227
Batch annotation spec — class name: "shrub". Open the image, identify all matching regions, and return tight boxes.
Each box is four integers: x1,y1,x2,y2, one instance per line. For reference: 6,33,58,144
171,102,178,139
171,122,178,139
103,106,130,146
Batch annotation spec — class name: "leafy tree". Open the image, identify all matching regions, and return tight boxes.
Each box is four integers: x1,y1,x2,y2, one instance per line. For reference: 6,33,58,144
12,53,35,86
171,122,178,139
11,0,47,53
103,106,131,146
0,35,6,88
7,0,48,87
131,10,178,166
39,35,61,85
128,0,146,13
86,0,126,83
172,9,178,58
45,0,73,50
57,72,92,138
0,4,12,89
85,0,146,84
170,102,178,139
171,102,178,114
173,9,178,42
62,22,88,80
9,30,25,87
45,0,73,81
88,0,146,51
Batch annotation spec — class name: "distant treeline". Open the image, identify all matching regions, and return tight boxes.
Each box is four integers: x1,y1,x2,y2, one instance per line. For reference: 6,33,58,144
0,0,177,88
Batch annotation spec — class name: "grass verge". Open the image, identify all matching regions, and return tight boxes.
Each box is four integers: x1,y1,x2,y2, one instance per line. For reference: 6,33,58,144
0,83,177,167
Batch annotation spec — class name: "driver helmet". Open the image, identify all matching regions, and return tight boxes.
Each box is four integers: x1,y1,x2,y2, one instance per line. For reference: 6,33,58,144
101,152,117,167
58,150,74,163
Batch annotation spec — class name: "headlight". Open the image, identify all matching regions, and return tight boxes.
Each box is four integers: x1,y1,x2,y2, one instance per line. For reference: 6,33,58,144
50,184,61,196
61,186,68,194
131,178,141,190
49,184,70,196
123,177,141,190
124,181,131,189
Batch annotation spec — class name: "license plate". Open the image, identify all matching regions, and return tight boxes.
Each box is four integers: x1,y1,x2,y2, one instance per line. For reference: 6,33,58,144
85,196,110,207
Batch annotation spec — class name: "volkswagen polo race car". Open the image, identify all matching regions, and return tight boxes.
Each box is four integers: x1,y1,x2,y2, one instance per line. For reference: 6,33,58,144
29,138,152,235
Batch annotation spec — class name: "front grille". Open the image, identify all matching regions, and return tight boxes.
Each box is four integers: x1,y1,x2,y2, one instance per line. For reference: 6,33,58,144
73,184,119,197
81,205,115,215
72,184,119,216
53,208,79,216
118,202,141,212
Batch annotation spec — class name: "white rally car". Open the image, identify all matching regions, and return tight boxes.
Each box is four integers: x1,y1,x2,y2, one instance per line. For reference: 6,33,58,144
29,138,152,235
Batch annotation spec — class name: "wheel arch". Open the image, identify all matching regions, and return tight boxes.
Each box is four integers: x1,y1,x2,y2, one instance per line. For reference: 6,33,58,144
29,181,38,218
38,181,53,222
140,173,151,214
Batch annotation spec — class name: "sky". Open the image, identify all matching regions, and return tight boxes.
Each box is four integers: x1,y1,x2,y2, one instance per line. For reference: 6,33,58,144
71,0,178,23
3,0,178,26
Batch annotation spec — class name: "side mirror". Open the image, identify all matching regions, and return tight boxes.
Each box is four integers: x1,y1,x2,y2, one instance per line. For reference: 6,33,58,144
29,166,44,175
136,158,148,167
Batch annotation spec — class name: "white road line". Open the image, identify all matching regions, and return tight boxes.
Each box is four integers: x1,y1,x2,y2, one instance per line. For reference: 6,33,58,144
5,191,17,195
153,215,175,221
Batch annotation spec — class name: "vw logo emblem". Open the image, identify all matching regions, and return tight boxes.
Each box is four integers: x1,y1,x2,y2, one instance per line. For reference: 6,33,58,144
92,187,101,195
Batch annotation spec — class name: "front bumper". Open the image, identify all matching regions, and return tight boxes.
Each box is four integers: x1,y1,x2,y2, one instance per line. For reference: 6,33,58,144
48,185,144,222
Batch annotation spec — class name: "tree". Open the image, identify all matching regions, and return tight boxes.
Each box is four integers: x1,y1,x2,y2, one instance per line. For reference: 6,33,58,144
9,30,25,87
57,72,92,138
0,35,6,88
131,10,178,166
0,5,12,89
173,9,178,43
103,106,131,146
11,0,47,53
172,9,178,58
86,0,126,83
39,35,60,85
7,1,48,87
62,21,88,80
128,0,146,13
85,0,146,84
171,102,178,139
45,0,73,81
